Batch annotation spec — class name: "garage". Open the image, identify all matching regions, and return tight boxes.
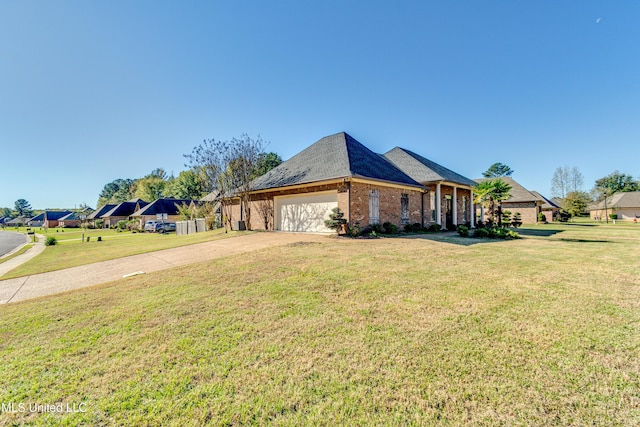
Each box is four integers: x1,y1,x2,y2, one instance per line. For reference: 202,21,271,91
274,191,338,232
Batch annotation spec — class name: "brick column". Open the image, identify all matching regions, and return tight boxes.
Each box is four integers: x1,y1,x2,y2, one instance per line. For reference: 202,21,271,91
470,189,475,228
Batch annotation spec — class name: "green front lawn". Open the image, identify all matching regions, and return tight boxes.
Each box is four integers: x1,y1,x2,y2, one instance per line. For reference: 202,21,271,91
1,229,243,279
0,223,639,425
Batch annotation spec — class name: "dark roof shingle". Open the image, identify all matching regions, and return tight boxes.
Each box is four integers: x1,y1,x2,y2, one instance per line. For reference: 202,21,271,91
251,132,422,191
384,147,476,187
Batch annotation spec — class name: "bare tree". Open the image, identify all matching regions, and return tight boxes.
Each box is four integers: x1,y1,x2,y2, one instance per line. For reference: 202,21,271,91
551,166,584,199
184,134,266,231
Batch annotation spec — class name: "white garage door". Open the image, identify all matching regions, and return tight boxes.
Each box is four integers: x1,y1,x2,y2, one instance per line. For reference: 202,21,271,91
275,191,338,232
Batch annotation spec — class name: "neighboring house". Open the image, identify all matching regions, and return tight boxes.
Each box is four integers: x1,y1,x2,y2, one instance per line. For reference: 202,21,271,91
474,177,543,224
530,191,561,222
58,212,83,228
6,217,28,227
27,213,45,227
87,204,117,228
42,210,72,228
590,191,640,221
131,198,200,228
229,132,474,232
99,199,148,228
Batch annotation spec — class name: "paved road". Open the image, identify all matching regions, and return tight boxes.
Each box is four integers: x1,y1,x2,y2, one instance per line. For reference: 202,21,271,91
0,231,28,257
0,232,332,304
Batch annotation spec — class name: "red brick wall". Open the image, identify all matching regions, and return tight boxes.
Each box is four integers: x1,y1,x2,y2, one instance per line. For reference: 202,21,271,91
423,184,473,226
349,182,423,228
502,202,539,224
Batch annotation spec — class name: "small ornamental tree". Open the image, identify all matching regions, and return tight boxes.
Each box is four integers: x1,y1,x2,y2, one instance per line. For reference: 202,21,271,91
324,207,347,234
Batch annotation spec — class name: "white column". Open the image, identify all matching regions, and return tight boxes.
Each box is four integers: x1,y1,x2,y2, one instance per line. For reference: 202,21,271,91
470,189,475,228
452,187,458,226
436,183,442,226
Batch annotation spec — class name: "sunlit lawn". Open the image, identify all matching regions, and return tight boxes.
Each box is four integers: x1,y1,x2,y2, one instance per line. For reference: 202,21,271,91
1,228,243,279
0,223,639,425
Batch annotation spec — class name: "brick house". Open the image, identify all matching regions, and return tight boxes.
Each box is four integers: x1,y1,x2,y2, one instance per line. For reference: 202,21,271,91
228,132,475,232
531,191,561,222
87,204,117,228
474,177,543,224
131,198,201,228
99,199,148,228
590,191,640,221
384,148,477,230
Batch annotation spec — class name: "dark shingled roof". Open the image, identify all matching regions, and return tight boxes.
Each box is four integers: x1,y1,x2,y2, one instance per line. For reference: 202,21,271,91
131,198,198,216
44,210,72,221
251,132,422,191
474,177,540,203
59,212,83,221
383,147,476,187
101,199,148,218
88,204,117,219
530,191,560,210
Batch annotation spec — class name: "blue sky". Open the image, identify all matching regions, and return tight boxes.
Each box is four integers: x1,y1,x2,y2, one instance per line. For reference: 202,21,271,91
1,1,639,209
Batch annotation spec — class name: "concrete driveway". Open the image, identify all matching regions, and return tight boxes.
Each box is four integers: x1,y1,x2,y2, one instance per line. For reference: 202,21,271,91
0,232,331,305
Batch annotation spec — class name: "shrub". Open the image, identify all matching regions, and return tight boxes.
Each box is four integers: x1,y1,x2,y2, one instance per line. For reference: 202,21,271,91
403,224,413,233
457,225,469,237
426,224,442,232
473,228,490,238
95,219,104,229
325,207,347,233
538,212,547,222
609,214,618,220
511,212,523,228
117,220,128,230
382,222,399,234
370,223,384,234
346,225,360,237
44,236,57,246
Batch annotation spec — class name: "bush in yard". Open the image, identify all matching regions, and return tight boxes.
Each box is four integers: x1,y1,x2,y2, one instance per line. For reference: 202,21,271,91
538,212,546,223
370,223,384,234
117,220,128,230
473,227,490,238
95,219,104,229
44,237,57,246
324,207,347,234
382,222,399,234
511,212,523,228
426,224,442,232
457,225,469,237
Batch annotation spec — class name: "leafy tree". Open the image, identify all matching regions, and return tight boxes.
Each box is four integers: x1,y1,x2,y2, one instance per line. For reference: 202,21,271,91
482,163,513,178
551,166,584,199
167,170,207,199
563,191,591,220
13,199,33,218
0,207,12,219
97,178,136,207
184,134,267,231
594,170,638,196
135,175,167,202
251,152,283,179
473,179,512,226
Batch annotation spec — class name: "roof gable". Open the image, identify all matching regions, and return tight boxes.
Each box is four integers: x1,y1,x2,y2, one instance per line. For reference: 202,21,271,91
44,210,72,221
530,191,560,209
474,177,540,203
384,147,476,187
251,132,422,191
132,198,197,216
101,200,148,217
